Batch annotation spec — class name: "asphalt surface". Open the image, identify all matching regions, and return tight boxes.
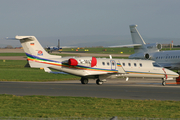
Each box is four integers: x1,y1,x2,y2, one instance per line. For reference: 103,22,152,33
0,79,180,101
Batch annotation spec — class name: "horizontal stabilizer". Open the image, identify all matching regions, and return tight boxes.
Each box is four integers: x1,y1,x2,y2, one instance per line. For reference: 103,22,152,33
108,44,142,48
6,37,17,40
15,36,34,40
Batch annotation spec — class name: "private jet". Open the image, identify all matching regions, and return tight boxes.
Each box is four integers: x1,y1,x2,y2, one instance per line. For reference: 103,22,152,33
13,36,178,85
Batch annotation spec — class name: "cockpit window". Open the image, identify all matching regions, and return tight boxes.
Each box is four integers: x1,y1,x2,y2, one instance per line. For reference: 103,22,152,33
153,62,161,67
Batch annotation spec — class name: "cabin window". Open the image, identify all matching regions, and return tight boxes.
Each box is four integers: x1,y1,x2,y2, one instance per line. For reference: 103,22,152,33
123,63,125,66
139,63,142,67
102,62,105,65
156,57,158,59
134,63,136,67
128,63,131,66
112,62,115,66
153,62,161,67
107,62,109,66
166,56,168,59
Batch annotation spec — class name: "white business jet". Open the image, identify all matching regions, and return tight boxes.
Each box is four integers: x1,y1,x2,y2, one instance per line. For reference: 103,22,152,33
110,25,180,70
13,36,178,85
129,25,180,70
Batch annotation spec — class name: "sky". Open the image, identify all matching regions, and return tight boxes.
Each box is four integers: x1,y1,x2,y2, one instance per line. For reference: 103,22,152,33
0,0,180,47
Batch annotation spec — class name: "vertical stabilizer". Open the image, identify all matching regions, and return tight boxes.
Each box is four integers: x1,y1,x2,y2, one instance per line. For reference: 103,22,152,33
15,36,62,68
15,36,50,58
129,25,146,53
129,25,146,45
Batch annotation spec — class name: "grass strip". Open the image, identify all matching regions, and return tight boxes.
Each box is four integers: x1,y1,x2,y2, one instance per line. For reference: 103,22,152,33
0,53,26,56
0,60,79,81
0,94,179,118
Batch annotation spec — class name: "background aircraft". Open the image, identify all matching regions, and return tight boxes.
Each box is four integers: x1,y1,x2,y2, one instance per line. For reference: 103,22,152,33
46,39,77,53
129,25,180,70
111,25,180,70
46,39,62,53
13,35,178,86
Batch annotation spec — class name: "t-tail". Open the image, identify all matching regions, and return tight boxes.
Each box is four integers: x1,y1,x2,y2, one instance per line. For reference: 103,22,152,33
129,25,146,53
129,25,162,59
15,36,62,68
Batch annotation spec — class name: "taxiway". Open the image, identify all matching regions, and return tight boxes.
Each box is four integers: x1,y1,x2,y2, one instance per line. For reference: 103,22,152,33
0,78,180,101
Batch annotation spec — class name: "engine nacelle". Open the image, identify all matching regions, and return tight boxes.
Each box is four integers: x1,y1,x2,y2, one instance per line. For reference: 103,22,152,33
68,57,97,67
146,43,162,51
68,58,78,66
129,52,146,59
129,52,152,59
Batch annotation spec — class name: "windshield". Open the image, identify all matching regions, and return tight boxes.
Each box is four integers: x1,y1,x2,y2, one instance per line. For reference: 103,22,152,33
152,62,161,67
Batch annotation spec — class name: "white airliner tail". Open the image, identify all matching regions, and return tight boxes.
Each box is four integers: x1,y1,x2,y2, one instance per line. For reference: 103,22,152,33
108,25,146,50
129,25,146,45
15,36,62,68
15,36,51,57
129,25,162,54
129,25,147,53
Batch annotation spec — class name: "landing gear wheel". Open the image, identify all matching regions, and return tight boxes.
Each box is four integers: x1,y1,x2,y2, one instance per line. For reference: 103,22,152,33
96,79,103,85
81,77,88,84
162,81,166,86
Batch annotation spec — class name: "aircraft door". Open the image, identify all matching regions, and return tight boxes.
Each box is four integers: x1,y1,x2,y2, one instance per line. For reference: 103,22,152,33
117,60,126,73
110,60,116,70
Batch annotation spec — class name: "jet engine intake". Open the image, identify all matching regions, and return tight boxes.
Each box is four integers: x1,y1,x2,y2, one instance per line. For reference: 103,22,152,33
156,43,162,50
145,53,150,59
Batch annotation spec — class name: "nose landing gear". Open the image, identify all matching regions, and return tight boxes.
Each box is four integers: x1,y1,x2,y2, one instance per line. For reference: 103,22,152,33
162,78,166,86
96,79,103,85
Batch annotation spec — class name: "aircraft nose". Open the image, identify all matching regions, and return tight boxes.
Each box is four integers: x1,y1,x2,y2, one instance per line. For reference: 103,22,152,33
164,68,179,78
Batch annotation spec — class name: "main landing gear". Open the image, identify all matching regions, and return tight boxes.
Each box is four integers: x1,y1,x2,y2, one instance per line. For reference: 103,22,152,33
81,77,89,84
162,78,166,86
80,77,103,85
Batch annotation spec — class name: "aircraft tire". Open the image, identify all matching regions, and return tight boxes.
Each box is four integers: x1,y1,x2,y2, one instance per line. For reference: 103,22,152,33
96,79,103,85
162,81,166,86
81,78,88,84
